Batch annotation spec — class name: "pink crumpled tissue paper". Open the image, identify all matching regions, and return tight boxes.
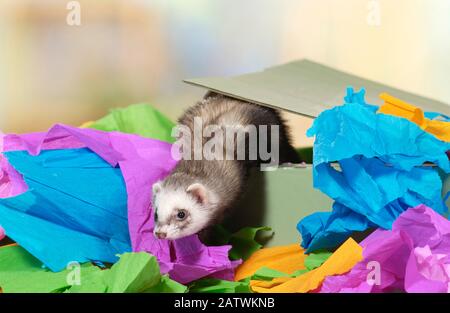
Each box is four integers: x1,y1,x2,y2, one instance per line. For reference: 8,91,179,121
320,204,450,293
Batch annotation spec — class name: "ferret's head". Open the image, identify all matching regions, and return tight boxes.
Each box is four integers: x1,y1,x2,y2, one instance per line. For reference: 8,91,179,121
151,181,217,240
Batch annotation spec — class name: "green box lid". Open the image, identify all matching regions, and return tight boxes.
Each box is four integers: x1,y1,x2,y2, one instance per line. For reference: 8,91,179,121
184,59,450,118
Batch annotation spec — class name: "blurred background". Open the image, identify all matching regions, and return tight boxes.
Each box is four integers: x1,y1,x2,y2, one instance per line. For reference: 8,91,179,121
1,0,449,147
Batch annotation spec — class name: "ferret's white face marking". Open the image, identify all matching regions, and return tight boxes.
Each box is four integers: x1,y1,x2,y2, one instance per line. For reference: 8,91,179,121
152,182,214,240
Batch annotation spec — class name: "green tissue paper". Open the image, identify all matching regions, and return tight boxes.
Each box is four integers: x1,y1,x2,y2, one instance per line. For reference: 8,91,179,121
89,103,176,143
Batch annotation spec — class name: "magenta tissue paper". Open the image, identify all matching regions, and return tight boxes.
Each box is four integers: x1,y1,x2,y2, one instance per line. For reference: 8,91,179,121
320,204,450,293
0,124,239,283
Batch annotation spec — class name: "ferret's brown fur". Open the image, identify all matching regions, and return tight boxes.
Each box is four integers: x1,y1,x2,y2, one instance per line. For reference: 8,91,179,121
162,93,301,227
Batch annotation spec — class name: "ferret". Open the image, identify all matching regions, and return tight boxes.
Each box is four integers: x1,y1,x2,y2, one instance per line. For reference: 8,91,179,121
152,93,301,240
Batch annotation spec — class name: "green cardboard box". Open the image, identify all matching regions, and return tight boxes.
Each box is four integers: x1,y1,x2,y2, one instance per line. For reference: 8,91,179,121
184,59,450,247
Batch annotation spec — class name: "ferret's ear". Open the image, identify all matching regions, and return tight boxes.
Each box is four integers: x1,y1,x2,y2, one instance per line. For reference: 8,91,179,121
186,183,208,205
152,181,162,195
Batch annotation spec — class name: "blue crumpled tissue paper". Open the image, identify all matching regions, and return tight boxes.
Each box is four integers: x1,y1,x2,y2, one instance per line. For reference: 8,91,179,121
298,87,450,252
0,148,131,271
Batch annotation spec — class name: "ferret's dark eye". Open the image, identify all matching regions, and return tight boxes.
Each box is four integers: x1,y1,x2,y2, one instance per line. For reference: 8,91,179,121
176,210,186,220
154,211,158,221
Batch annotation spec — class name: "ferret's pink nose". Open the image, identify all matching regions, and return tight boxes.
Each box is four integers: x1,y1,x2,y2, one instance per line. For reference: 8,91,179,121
155,232,166,239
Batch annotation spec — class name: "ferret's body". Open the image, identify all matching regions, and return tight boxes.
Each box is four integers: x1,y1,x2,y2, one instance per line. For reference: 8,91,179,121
152,94,301,240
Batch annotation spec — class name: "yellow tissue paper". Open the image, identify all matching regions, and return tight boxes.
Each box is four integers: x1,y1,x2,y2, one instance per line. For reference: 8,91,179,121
234,244,307,282
378,93,450,142
250,238,363,293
